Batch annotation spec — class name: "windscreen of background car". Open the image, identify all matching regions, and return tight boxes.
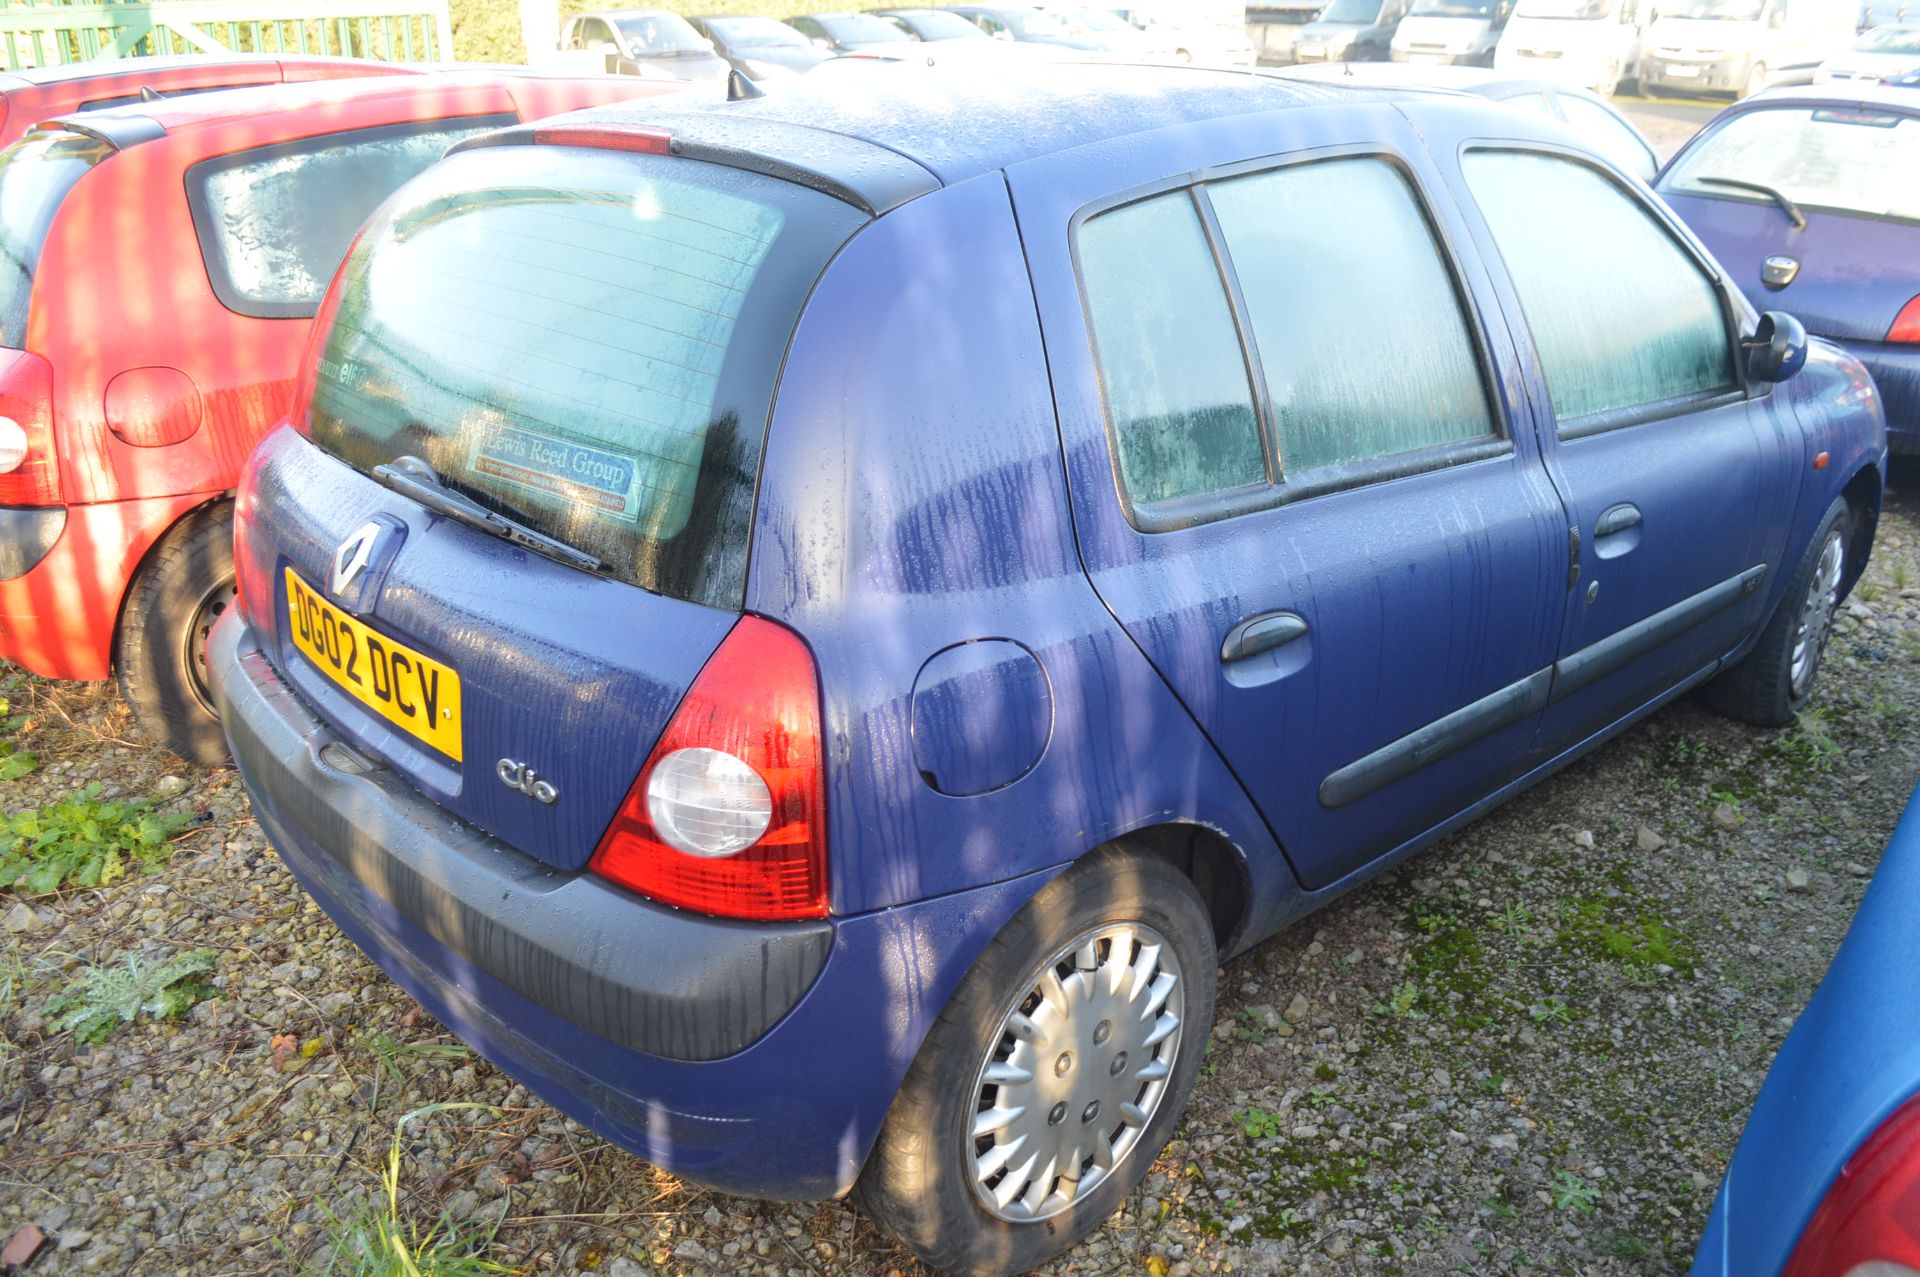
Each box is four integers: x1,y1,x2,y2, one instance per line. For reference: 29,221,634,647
1857,24,1920,52
705,17,811,47
1661,106,1920,221
187,114,515,321
301,145,867,610
823,13,915,42
1410,0,1495,16
1661,0,1763,19
614,12,710,52
898,10,989,38
1318,0,1385,23
0,130,108,348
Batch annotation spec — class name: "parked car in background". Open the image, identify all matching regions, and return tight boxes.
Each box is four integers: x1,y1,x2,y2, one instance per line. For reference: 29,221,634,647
1105,2,1260,64
559,10,732,87
873,6,995,39
1494,0,1648,94
1690,783,1920,1276
1814,20,1920,82
213,58,1881,1277
944,4,1112,48
0,54,415,149
1247,0,1332,63
1282,61,1661,177
0,69,667,762
688,14,835,78
788,11,921,52
1045,6,1161,53
1638,0,1858,96
1291,0,1412,64
1657,85,1919,455
1391,0,1515,66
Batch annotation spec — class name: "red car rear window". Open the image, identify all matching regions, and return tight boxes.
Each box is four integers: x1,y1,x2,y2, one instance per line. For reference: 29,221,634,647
0,129,109,348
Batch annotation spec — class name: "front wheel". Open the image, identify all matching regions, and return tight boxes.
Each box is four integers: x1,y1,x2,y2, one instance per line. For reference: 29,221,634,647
116,503,236,765
1702,497,1850,727
856,848,1217,1276
1740,60,1768,97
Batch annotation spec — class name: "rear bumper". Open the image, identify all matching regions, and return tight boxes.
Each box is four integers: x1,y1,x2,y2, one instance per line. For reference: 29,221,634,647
0,491,212,681
1840,338,1920,455
210,610,1055,1199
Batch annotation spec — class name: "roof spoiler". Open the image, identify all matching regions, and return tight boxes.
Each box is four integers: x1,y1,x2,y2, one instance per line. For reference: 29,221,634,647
34,112,165,149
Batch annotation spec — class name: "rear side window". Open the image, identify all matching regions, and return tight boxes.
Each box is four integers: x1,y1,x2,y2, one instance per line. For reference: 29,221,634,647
188,116,513,320
1078,191,1266,507
1208,158,1495,474
1464,150,1735,426
303,145,867,610
0,129,109,348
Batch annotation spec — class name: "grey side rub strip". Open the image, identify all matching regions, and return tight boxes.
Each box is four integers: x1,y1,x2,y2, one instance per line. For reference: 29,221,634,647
1319,564,1767,809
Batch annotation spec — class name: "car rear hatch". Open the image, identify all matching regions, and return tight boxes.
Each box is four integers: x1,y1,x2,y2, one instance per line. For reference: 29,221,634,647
236,136,870,874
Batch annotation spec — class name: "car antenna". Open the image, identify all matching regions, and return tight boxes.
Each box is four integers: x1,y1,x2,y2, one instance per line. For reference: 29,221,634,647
727,69,765,101
139,85,166,101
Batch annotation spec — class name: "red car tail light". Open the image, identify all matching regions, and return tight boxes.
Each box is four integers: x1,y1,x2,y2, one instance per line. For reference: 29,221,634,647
0,350,61,505
589,615,829,921
532,125,673,155
1781,1092,1920,1277
1891,296,1920,345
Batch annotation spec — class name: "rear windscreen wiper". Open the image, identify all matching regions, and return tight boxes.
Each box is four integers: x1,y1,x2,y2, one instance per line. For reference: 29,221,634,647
1695,176,1808,230
372,455,606,575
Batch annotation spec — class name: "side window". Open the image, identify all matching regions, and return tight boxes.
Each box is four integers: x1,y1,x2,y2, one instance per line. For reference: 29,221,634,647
1079,191,1266,508
578,17,615,46
790,17,824,39
1462,150,1735,426
1207,158,1496,474
977,13,1006,34
187,115,514,320
1557,94,1658,181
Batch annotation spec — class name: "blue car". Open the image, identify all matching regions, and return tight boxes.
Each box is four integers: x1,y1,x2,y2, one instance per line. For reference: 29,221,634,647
210,64,1886,1274
1692,784,1920,1276
1656,85,1920,456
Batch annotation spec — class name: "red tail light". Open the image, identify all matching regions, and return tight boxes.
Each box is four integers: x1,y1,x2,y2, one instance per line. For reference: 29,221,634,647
589,615,828,921
533,125,673,155
0,350,61,506
1781,1093,1920,1277
1891,296,1920,345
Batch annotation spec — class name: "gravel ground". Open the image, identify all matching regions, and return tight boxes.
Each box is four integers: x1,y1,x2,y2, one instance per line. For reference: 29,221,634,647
5,481,1920,1277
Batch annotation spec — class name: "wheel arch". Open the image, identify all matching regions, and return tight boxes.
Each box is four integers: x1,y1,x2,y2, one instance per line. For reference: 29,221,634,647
1838,462,1882,600
1099,821,1255,958
109,491,234,670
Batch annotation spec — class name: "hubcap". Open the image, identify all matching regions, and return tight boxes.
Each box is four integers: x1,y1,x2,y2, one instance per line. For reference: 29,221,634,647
1789,529,1844,699
186,577,239,714
966,922,1183,1223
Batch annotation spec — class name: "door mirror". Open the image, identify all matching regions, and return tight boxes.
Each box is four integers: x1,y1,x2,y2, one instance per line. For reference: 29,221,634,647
1744,311,1807,383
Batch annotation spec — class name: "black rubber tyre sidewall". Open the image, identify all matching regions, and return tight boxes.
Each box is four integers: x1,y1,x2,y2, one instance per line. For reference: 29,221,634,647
115,503,235,765
855,849,1217,1277
1702,497,1850,728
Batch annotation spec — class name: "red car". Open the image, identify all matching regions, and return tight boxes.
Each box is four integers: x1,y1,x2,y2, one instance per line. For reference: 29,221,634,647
0,54,419,149
0,69,678,761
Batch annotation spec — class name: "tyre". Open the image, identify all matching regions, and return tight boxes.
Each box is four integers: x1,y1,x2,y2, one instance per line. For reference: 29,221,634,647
856,847,1218,1276
1595,60,1620,94
1702,497,1849,728
116,502,237,765
1740,61,1768,97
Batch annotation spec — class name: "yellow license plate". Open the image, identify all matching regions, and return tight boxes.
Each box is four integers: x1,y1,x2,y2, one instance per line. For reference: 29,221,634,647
284,567,463,761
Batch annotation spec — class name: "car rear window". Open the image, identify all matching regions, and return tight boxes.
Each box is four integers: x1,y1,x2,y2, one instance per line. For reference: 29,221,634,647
187,115,514,320
302,144,867,611
0,129,109,348
1659,105,1920,222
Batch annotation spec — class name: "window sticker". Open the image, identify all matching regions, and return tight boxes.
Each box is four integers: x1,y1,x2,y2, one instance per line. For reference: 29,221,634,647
469,423,645,524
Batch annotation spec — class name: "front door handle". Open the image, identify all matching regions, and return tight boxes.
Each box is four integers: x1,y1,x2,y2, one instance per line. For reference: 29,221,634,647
1221,611,1308,663
1595,503,1642,538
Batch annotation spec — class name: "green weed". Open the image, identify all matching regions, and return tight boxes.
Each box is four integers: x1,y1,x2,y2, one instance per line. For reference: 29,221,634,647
1550,1170,1600,1213
0,782,192,894
44,948,217,1043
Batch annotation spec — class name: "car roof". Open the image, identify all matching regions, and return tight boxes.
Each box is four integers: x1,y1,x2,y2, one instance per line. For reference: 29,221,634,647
1745,81,1920,112
0,53,276,88
1278,62,1546,98
541,60,1421,191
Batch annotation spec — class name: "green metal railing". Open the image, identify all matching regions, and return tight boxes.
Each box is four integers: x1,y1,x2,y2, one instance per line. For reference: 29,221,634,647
0,0,454,72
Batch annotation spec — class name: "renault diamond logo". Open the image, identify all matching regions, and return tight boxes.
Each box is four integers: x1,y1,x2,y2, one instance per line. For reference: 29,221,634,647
331,522,382,597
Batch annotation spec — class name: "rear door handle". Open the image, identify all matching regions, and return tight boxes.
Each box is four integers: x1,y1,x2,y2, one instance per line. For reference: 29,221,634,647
1221,611,1308,663
1595,503,1642,538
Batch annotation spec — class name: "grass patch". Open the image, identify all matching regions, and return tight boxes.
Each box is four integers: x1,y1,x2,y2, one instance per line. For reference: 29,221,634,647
1557,899,1695,973
44,948,217,1043
0,782,191,894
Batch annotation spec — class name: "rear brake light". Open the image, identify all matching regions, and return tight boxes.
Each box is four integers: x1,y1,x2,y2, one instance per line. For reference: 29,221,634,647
589,616,828,921
0,352,60,505
1890,296,1920,344
532,125,673,155
1780,1092,1920,1277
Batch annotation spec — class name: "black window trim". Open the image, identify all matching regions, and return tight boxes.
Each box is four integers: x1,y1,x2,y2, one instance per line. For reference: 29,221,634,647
185,112,518,321
1068,141,1516,536
1458,138,1754,442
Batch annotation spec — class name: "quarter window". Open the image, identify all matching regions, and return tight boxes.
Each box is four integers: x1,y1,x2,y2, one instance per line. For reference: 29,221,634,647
1463,150,1735,425
1208,158,1496,474
1079,191,1266,507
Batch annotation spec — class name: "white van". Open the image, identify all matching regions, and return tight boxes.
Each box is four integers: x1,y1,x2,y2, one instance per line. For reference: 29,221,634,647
1494,0,1648,93
1637,0,1859,96
1391,0,1516,66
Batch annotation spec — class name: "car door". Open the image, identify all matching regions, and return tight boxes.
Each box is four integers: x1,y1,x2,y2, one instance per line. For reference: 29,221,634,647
1453,145,1798,752
1007,107,1570,892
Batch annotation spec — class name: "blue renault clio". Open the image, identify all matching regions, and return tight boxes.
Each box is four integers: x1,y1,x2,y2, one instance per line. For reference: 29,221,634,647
210,64,1887,1274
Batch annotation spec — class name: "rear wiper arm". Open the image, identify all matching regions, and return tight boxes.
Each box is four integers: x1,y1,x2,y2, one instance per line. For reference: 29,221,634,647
372,455,606,574
1695,176,1808,230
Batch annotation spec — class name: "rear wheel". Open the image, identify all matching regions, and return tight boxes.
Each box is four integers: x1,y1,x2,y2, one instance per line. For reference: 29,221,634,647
116,503,236,765
1701,497,1849,727
856,848,1217,1276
